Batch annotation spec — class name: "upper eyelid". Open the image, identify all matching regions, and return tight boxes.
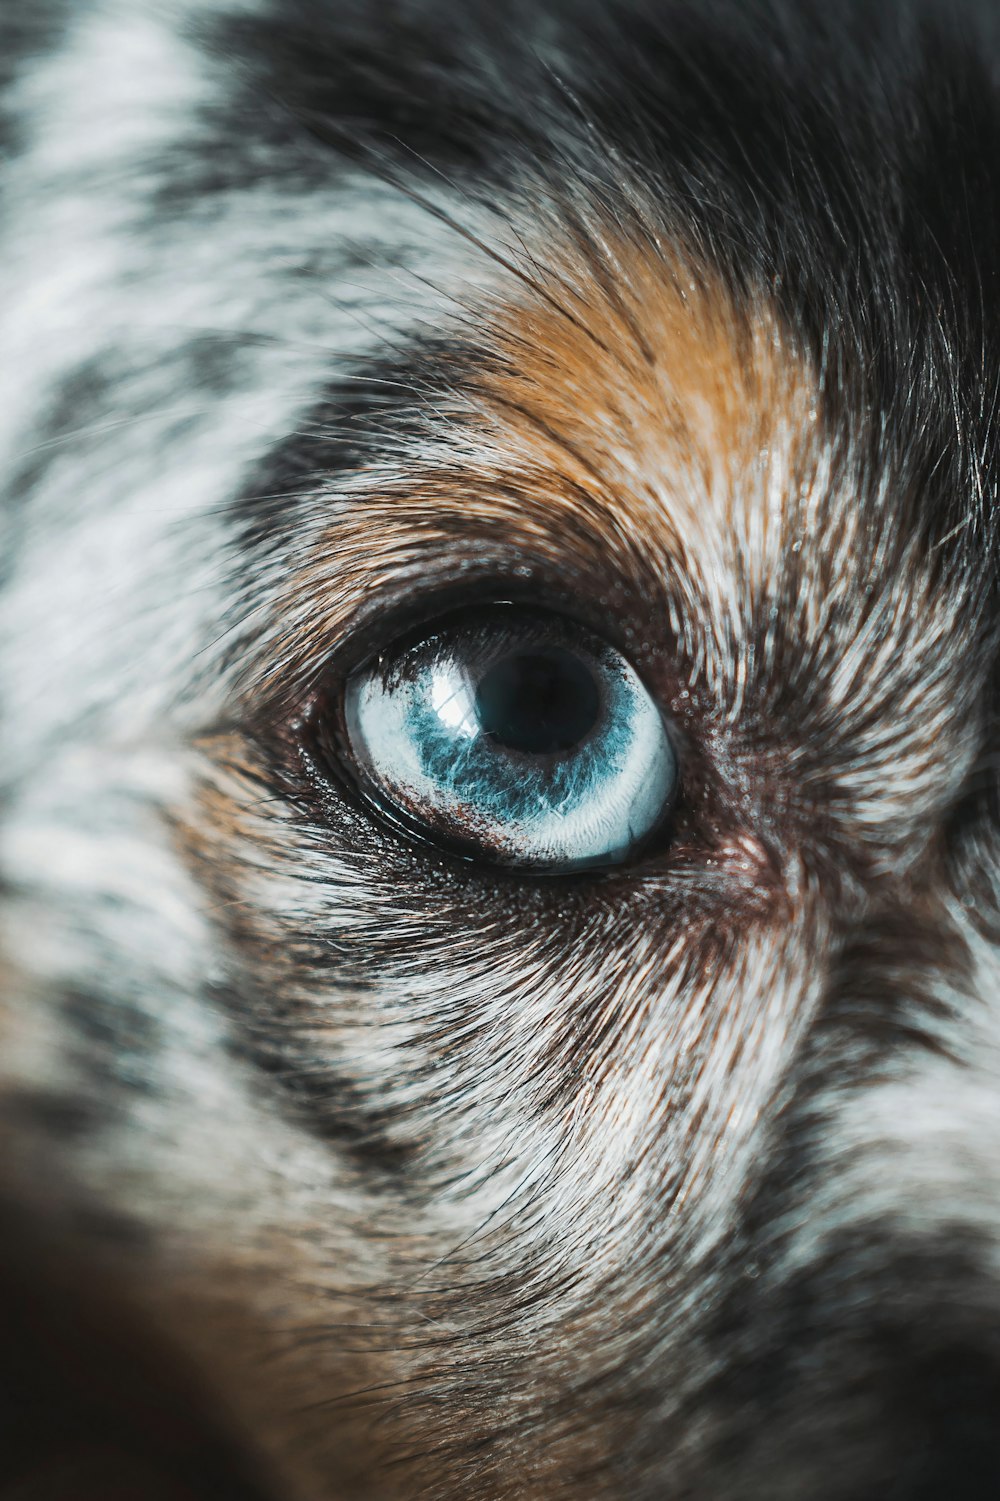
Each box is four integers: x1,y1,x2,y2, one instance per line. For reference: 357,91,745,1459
245,547,696,722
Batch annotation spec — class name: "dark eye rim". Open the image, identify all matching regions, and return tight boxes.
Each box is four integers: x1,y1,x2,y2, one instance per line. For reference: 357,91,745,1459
296,599,684,877
277,562,676,709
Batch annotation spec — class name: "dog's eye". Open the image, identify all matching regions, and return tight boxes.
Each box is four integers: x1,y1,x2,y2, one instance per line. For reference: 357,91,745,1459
341,607,677,870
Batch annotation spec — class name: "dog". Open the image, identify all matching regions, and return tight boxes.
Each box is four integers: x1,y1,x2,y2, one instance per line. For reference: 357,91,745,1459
2,1,1000,1496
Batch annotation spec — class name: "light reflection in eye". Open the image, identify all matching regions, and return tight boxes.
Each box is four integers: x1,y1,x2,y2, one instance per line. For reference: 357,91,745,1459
344,608,678,871
429,667,478,738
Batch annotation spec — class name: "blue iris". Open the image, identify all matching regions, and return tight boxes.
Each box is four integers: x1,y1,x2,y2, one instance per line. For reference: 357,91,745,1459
344,609,677,870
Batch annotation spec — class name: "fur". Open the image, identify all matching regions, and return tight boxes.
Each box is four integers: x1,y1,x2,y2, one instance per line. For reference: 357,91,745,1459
2,1,1000,1496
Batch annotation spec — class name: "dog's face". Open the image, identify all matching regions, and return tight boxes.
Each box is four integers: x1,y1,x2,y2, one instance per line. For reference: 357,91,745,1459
3,1,1000,1497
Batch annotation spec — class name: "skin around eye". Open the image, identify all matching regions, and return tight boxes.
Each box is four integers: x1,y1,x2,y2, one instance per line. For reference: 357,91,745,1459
341,608,678,871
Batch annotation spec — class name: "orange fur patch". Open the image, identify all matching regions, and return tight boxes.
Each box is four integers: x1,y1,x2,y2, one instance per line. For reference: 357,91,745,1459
481,237,820,555
261,234,826,710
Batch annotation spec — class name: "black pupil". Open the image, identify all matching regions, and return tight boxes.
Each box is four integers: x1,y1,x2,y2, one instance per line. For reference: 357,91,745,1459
474,648,601,755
